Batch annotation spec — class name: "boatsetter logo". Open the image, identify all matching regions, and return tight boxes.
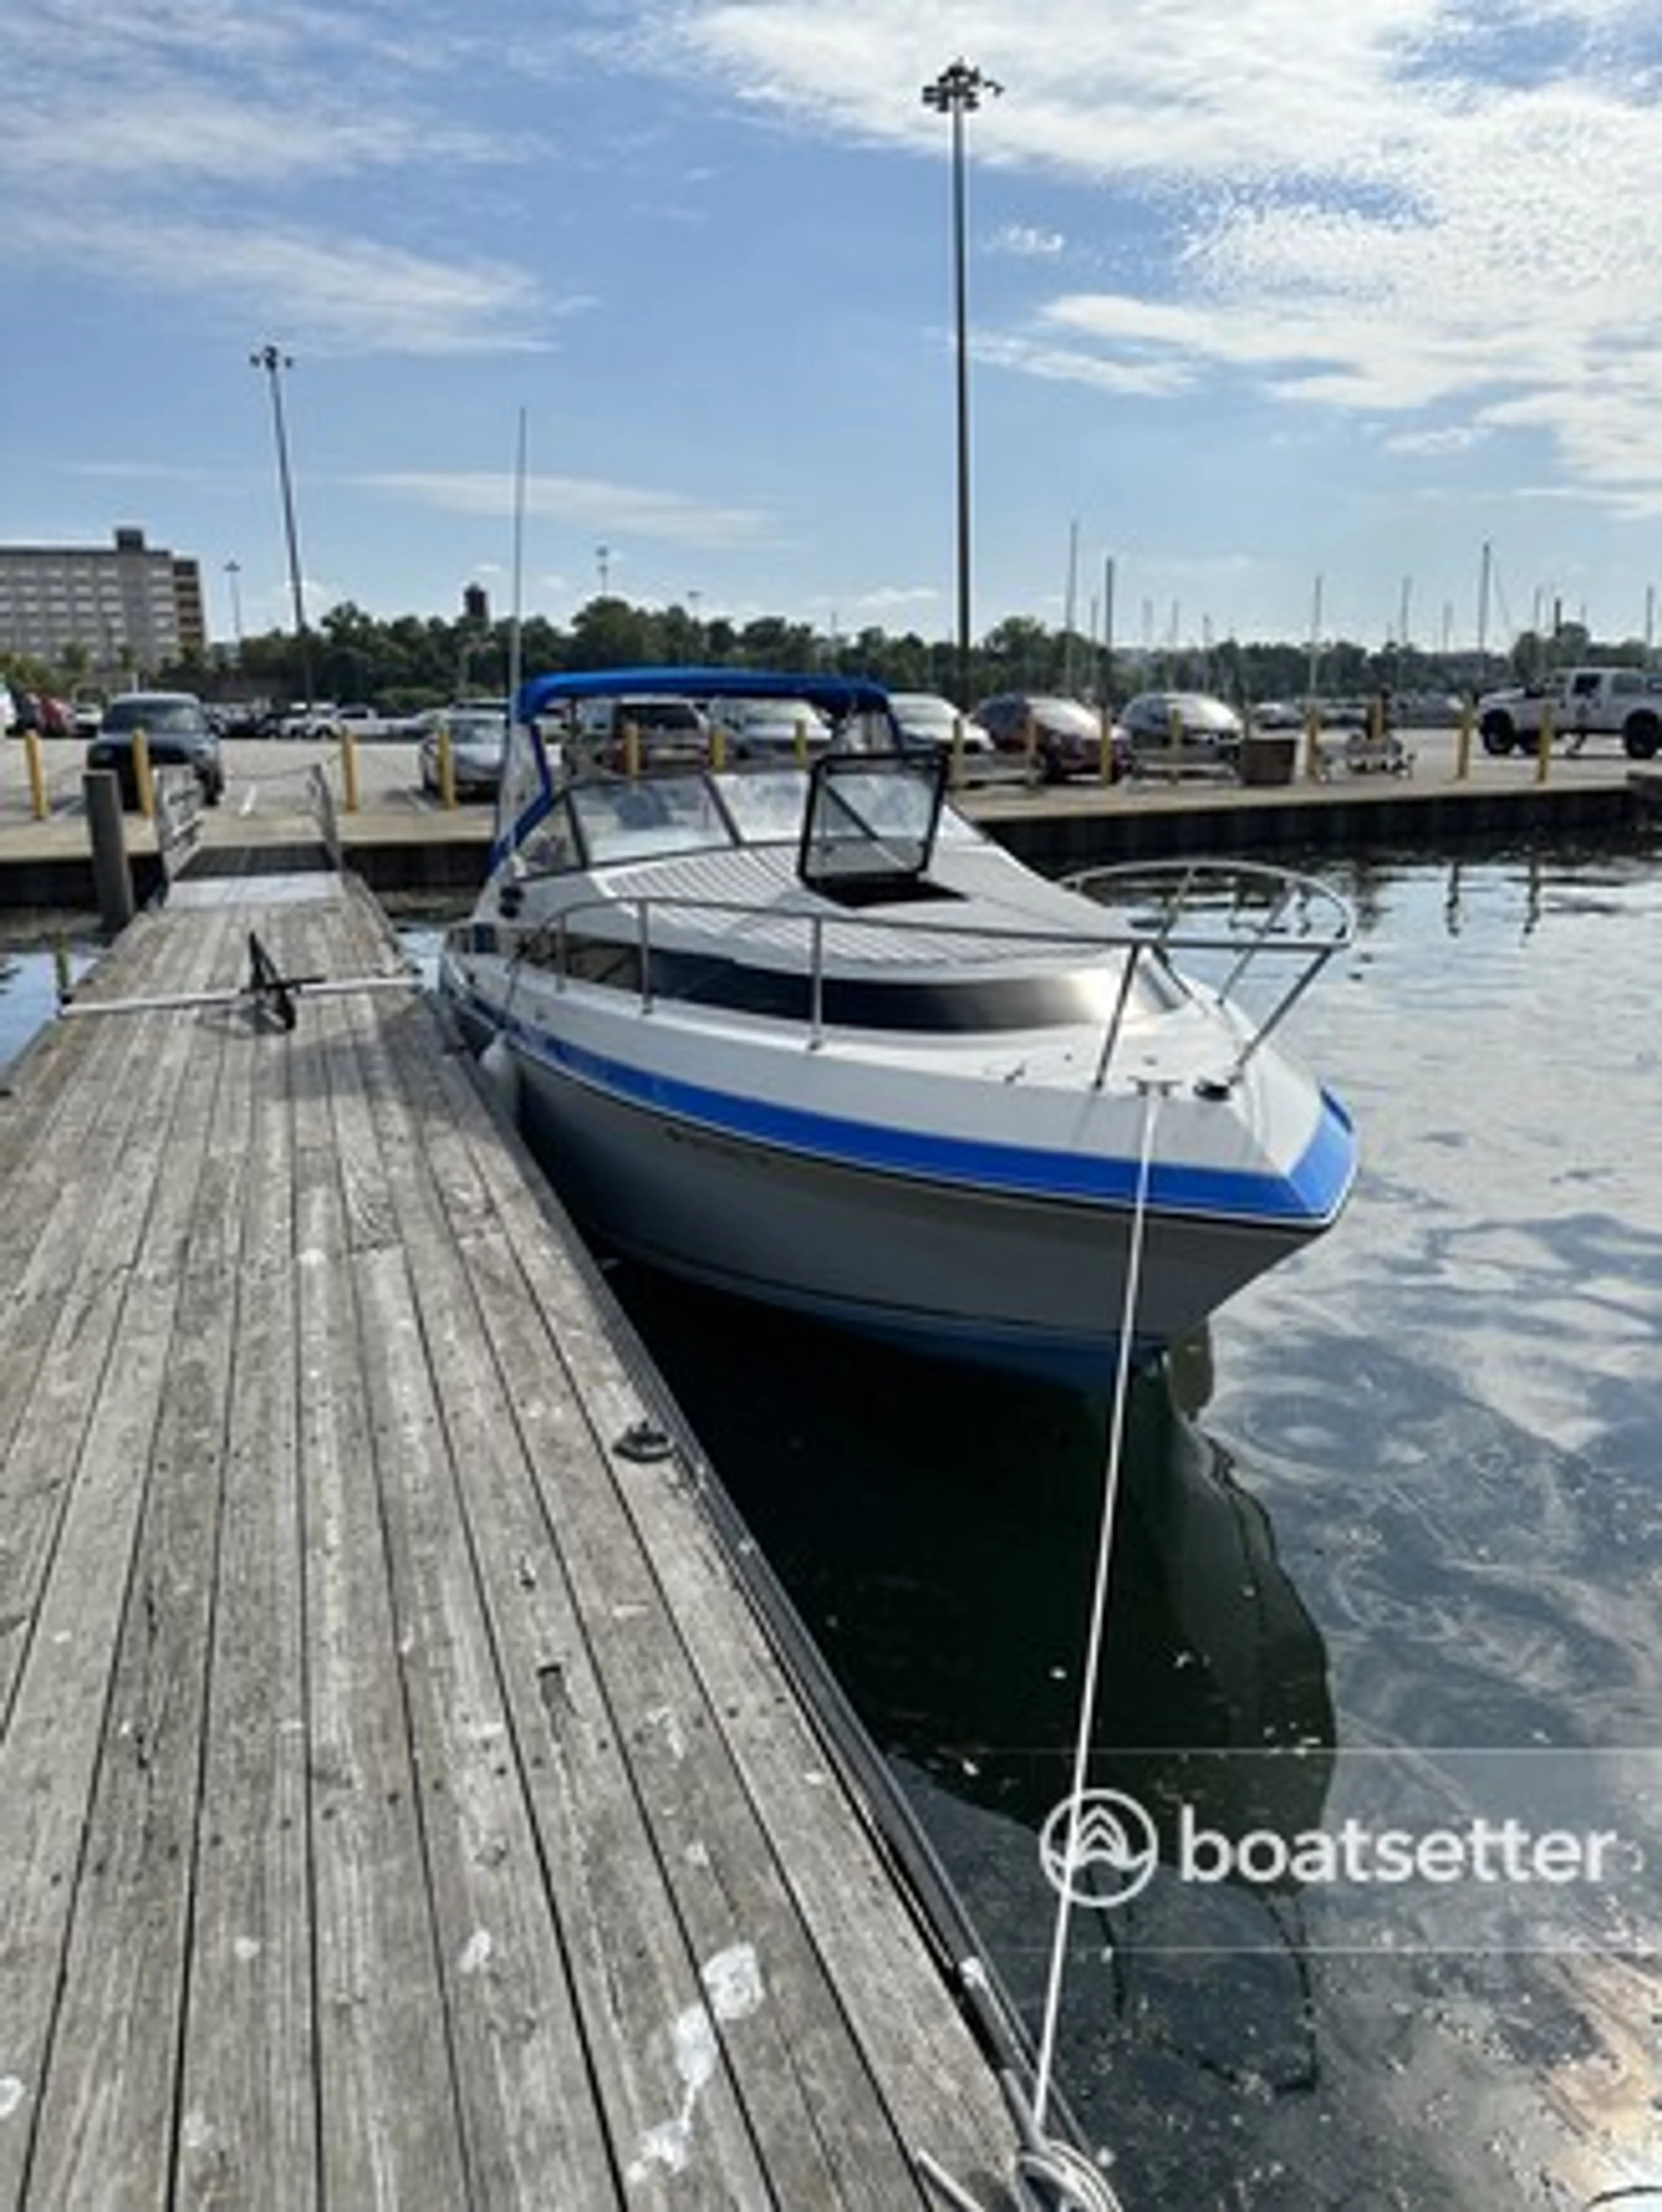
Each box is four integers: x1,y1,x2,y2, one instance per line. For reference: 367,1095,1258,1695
1043,1790,1624,1903
1036,1753,1651,1954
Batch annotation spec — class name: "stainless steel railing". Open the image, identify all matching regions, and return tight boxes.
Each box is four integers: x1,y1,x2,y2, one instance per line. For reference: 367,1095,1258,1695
520,856,1353,1088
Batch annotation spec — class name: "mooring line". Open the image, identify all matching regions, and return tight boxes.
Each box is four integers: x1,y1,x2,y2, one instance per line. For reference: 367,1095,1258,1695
1031,1080,1167,2141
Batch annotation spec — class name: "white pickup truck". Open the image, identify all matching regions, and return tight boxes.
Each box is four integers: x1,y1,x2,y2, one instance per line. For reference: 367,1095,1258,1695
1477,666,1662,759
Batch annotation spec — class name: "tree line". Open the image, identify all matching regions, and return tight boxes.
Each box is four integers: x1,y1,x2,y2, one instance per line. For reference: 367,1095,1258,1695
5,592,1654,716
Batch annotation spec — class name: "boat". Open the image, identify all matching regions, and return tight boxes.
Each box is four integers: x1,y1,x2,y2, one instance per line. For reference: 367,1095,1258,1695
436,666,1357,1391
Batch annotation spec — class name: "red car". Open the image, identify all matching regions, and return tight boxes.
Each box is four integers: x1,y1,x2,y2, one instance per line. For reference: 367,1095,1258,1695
973,692,1129,783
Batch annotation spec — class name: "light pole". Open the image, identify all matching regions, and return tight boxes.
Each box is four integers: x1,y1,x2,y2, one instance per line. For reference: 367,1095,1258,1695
223,559,244,665
249,342,313,712
922,58,1002,709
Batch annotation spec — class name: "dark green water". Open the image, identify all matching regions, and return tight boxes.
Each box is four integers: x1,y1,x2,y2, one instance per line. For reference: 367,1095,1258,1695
606,848,1662,2212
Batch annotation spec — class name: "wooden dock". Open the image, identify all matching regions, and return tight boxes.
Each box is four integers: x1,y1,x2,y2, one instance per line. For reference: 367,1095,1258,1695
0,862,1036,2208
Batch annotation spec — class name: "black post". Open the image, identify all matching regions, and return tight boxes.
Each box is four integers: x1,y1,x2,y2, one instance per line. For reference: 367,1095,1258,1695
84,770,134,935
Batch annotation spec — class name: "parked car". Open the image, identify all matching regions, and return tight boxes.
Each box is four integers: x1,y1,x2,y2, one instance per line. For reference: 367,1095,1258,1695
1251,699,1306,730
330,701,426,741
706,696,832,762
570,694,712,771
1120,691,1244,773
418,707,509,800
973,692,1125,782
86,691,225,807
886,692,995,756
277,700,342,739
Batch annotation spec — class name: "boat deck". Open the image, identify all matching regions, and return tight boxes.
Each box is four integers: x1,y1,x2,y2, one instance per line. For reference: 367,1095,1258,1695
0,866,1027,2208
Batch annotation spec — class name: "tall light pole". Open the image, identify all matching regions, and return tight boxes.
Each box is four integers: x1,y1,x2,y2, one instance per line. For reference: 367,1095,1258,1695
249,342,313,711
223,559,244,665
922,58,1002,709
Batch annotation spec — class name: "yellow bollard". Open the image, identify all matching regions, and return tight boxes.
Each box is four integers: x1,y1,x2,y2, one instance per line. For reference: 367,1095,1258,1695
710,723,726,771
1536,701,1552,784
794,715,808,767
438,725,456,809
1455,700,1474,781
1303,704,1323,780
23,728,47,820
133,728,155,819
340,729,359,812
622,718,641,778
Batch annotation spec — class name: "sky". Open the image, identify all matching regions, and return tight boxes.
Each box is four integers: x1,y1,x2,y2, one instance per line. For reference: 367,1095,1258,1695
7,1,1662,664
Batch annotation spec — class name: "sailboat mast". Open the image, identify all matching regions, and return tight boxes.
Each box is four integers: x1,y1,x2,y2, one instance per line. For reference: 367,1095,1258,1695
507,408,527,718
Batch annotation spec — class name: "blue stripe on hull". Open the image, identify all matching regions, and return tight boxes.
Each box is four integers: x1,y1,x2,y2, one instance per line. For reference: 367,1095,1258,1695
462,990,1355,1229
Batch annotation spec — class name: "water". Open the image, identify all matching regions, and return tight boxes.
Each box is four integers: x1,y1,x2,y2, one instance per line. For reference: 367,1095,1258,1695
6,853,1660,2207
0,926,99,1081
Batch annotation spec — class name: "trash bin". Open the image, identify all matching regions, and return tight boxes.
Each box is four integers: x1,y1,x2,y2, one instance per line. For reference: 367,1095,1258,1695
1239,733,1298,787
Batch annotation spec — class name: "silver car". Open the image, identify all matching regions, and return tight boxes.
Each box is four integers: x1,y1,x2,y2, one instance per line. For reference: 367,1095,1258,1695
419,707,508,800
1120,691,1244,770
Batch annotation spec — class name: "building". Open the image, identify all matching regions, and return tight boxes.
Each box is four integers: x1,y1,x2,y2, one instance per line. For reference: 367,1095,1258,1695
0,527,206,674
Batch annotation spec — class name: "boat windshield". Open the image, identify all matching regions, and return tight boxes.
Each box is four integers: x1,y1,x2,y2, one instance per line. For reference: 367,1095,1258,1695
798,751,945,896
551,757,969,874
569,773,737,866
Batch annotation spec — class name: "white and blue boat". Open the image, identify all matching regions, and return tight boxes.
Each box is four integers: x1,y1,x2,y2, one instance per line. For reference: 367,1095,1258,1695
437,666,1356,1390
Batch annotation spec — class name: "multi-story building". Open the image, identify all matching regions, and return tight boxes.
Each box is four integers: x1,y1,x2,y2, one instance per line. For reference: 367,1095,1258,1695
0,527,206,674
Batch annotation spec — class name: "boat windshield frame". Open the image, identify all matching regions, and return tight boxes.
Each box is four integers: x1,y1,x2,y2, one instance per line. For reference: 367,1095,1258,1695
504,749,955,886
796,748,949,898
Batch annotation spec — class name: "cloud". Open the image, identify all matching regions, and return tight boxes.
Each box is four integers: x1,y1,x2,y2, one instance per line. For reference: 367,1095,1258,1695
991,224,1065,258
360,469,780,546
8,0,1662,548
682,0,1662,510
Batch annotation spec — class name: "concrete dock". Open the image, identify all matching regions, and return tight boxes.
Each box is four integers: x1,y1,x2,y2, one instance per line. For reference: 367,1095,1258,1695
0,857,1037,2207
0,729,1654,911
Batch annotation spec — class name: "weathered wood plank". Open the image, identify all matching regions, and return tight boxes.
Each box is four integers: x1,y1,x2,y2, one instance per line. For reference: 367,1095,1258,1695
175,993,318,2209
22,987,244,2208
291,984,471,2210
0,983,240,2204
0,915,243,1726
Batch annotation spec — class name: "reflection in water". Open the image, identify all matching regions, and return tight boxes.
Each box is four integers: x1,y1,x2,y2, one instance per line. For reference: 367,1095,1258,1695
611,1265,1334,1853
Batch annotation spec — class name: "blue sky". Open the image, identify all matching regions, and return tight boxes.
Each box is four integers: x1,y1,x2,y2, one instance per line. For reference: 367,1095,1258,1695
7,1,1662,662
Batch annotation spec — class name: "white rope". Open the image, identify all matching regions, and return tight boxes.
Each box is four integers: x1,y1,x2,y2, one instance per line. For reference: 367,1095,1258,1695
915,1103,1159,2210
1031,1081,1167,2138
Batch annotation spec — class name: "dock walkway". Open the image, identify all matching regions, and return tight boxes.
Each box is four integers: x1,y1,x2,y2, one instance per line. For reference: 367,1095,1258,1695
0,863,1030,2207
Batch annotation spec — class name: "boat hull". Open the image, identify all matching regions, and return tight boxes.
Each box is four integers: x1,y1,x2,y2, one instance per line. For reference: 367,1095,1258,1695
490,1019,1338,1391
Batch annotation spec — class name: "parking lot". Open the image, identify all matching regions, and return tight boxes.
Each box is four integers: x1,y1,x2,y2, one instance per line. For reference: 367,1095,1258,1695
0,722,1646,854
